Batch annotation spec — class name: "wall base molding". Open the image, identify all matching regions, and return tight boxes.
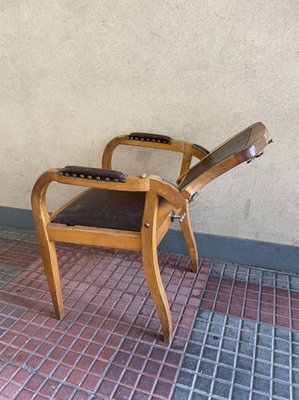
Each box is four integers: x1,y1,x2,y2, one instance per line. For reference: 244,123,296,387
159,229,298,273
0,206,298,272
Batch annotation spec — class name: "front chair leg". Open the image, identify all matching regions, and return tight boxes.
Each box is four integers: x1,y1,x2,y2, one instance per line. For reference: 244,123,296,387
39,238,64,319
142,192,172,342
32,175,64,319
141,240,172,342
180,203,198,273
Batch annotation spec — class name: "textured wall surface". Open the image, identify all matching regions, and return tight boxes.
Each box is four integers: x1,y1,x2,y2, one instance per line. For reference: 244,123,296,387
0,0,298,245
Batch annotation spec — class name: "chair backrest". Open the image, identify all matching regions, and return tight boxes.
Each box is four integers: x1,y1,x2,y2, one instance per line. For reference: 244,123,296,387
178,122,271,196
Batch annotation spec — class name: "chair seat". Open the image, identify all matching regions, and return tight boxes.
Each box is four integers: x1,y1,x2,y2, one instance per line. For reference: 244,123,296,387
52,189,147,231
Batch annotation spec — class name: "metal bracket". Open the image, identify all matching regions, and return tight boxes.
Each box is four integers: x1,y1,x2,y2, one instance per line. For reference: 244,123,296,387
189,192,198,203
170,212,186,223
247,151,264,164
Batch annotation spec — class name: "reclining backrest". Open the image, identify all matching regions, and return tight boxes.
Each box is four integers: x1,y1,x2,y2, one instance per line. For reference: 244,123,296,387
178,122,271,196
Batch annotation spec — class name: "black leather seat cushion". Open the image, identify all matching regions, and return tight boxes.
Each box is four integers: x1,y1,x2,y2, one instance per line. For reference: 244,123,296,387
53,189,147,231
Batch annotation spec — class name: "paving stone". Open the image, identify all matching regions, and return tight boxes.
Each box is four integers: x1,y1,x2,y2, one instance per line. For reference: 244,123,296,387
293,356,299,370
275,339,290,354
254,361,271,377
181,355,198,372
292,342,299,355
212,381,231,397
194,376,212,394
219,352,235,367
253,376,271,394
240,330,255,343
226,316,240,328
293,370,299,384
239,343,254,357
276,327,291,341
172,386,190,400
232,386,251,400
237,356,253,371
206,334,221,347
186,342,202,357
177,370,195,388
190,330,205,343
222,338,237,352
193,319,209,331
209,323,223,335
202,347,218,362
235,370,252,388
225,327,239,339
292,331,299,343
293,385,299,399
257,335,272,348
196,310,211,321
258,324,273,336
198,361,215,377
274,352,290,367
256,347,272,362
211,313,225,324
215,365,233,382
272,380,291,398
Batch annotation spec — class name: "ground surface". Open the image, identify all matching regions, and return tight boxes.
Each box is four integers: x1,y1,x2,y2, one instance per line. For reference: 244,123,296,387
0,226,298,400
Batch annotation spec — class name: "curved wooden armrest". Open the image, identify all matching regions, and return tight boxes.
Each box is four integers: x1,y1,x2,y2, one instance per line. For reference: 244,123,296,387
60,166,127,182
102,134,209,168
128,132,173,144
31,168,151,224
102,134,210,188
32,169,150,198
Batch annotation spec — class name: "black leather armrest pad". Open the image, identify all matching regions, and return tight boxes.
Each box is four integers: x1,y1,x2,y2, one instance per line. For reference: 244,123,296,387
60,166,127,182
192,143,209,155
127,132,173,144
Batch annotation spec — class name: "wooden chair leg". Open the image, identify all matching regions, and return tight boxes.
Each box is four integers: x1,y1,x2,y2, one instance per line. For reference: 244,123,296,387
39,237,64,319
142,192,172,342
180,203,198,273
32,175,64,319
142,239,172,342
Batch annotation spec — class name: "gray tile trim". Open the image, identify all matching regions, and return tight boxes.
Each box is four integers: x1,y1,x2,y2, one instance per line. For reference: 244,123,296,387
0,206,298,272
0,206,35,230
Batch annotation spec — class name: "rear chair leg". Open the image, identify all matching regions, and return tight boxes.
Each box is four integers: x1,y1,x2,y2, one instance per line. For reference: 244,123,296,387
180,203,198,273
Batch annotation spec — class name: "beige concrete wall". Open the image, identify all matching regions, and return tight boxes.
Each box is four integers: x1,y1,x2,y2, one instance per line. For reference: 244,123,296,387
0,0,298,245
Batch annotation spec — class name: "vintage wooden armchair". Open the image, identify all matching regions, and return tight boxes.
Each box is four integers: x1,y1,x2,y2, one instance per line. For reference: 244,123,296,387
32,122,271,342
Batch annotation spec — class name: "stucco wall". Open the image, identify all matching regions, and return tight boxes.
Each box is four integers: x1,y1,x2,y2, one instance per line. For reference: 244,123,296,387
0,0,298,245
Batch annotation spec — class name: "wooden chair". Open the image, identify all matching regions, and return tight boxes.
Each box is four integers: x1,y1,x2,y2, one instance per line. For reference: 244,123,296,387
31,122,271,342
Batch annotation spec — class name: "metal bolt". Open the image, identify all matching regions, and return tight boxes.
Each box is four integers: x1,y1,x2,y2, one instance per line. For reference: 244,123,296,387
144,222,150,228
